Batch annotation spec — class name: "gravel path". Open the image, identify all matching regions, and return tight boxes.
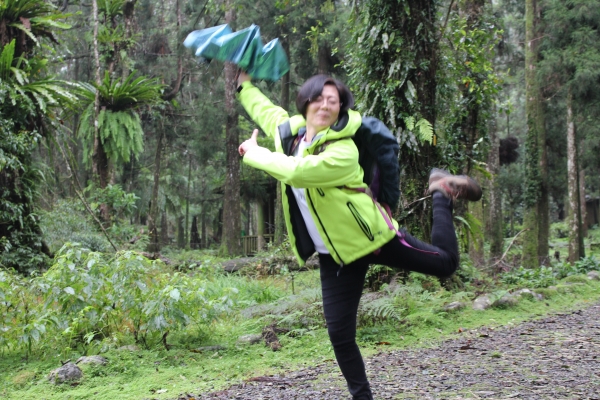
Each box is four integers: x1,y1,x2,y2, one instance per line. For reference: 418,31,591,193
178,302,600,399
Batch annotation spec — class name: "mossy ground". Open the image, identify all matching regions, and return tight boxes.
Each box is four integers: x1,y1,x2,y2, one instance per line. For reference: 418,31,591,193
2,273,599,400
2,224,599,400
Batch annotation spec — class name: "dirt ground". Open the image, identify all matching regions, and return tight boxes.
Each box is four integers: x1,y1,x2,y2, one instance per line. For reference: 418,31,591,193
177,302,600,400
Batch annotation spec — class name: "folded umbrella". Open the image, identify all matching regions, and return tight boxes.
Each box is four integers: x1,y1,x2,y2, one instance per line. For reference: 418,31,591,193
183,24,289,82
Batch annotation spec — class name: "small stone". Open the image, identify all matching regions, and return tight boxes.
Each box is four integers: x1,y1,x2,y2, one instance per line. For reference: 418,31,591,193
118,344,139,351
444,301,465,311
494,293,518,308
473,295,492,310
194,345,226,352
514,288,543,300
237,334,263,345
587,271,599,281
76,355,108,365
48,362,82,384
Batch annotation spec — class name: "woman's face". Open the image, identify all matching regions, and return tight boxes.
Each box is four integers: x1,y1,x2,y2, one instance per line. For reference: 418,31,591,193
305,84,341,132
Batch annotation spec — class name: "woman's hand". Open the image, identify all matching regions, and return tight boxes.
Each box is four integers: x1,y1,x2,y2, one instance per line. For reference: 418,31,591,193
238,70,251,87
239,129,259,156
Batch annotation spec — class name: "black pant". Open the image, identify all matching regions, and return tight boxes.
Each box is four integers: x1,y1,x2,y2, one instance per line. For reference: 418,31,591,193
319,192,457,399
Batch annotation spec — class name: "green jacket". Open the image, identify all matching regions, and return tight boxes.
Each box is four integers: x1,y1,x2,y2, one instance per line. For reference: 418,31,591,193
237,81,398,266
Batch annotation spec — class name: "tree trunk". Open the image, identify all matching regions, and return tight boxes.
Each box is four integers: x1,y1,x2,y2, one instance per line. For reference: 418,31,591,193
176,215,185,248
579,168,587,238
147,129,164,252
185,155,192,247
122,0,137,79
190,215,200,249
257,200,265,252
91,0,107,191
220,5,242,256
488,110,503,261
468,190,485,267
567,89,583,263
521,0,542,268
201,207,207,248
537,91,549,265
394,0,440,241
160,211,169,246
273,38,290,246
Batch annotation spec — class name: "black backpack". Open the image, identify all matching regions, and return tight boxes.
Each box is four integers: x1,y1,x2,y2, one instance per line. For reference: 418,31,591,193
315,117,400,211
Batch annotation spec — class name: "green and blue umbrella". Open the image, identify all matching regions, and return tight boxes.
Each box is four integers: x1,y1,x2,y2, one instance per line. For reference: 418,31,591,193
183,24,289,81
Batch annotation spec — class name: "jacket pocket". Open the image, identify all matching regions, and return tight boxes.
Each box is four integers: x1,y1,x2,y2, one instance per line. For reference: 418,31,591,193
347,202,374,241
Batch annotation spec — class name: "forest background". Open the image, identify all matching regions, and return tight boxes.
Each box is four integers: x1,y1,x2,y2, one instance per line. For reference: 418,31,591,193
1,0,600,398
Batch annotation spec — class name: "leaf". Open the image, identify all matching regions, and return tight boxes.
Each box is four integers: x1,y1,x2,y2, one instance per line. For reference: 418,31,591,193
415,118,434,144
405,80,416,102
169,288,181,301
64,287,75,295
404,116,415,131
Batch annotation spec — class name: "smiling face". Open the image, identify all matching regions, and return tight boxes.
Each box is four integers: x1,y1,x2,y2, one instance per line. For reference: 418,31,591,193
305,84,341,134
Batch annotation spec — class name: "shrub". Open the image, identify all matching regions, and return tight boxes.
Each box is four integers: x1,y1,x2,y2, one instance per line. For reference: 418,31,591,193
40,200,109,254
1,244,239,355
501,256,600,288
501,266,556,288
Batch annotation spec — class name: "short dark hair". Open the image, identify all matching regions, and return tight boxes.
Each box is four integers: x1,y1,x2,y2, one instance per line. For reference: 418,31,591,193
295,75,355,119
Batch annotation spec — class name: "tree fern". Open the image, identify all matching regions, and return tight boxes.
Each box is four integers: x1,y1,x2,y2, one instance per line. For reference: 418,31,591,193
77,70,163,166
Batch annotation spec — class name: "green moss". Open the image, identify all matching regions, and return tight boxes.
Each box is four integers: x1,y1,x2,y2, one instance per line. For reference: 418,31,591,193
561,275,590,284
11,370,36,389
534,287,558,298
1,263,600,400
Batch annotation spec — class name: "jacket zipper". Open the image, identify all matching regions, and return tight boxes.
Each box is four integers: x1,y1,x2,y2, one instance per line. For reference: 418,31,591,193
306,188,345,268
346,202,375,241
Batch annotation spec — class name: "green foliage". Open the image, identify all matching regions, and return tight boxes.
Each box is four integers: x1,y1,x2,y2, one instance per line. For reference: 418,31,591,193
454,212,484,252
358,280,436,327
364,264,394,291
0,1,75,273
346,0,436,149
403,116,434,145
502,265,555,288
0,0,71,56
502,256,599,287
0,244,238,354
77,71,164,165
84,183,139,221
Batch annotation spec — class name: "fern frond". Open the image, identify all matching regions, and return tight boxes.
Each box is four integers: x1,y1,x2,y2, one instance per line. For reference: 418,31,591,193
415,118,434,144
403,115,415,131
8,22,40,46
0,40,16,80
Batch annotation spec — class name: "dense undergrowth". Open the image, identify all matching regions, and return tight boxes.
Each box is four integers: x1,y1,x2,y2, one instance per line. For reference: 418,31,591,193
1,220,600,399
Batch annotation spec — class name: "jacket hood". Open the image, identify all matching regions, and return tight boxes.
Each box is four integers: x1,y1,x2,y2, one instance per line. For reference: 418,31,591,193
289,110,362,146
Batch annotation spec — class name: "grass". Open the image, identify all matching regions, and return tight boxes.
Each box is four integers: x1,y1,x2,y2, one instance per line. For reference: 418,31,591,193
2,225,600,400
2,271,599,400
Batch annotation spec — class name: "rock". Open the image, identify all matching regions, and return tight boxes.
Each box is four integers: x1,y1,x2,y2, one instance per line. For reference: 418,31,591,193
493,293,518,308
361,291,385,303
587,271,600,281
222,257,256,273
237,334,263,345
193,345,226,352
48,362,82,384
444,301,466,311
263,324,286,351
473,295,492,311
513,289,543,301
118,345,139,351
76,355,107,365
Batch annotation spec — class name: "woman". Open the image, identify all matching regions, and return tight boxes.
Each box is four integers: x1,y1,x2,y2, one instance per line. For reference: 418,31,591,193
237,72,481,400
